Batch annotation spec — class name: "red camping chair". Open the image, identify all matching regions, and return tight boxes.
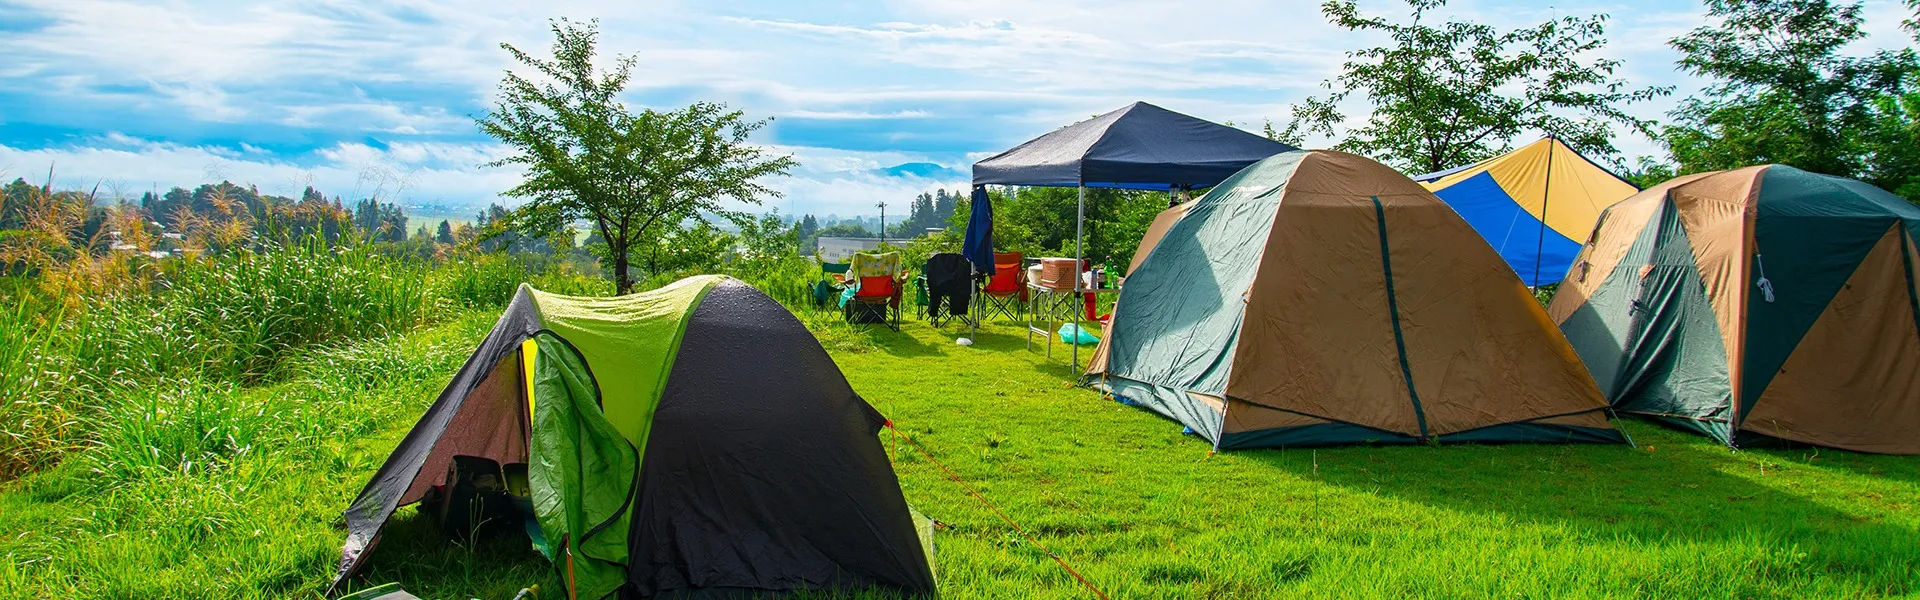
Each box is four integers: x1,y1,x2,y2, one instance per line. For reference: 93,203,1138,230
848,275,903,331
845,252,905,331
977,252,1026,321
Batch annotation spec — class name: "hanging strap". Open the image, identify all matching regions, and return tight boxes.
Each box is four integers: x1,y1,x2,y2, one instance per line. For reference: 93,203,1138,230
1754,254,1775,303
885,421,1113,600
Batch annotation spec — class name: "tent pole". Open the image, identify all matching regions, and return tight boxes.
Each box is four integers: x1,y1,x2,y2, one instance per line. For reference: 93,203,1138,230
1535,137,1554,287
1074,184,1085,373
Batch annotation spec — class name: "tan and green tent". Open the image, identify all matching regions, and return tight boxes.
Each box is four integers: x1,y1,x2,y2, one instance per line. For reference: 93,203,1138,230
1550,165,1920,454
1087,150,1623,449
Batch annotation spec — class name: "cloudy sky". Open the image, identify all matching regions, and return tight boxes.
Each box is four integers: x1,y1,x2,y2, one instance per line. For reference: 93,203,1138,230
1,0,1914,219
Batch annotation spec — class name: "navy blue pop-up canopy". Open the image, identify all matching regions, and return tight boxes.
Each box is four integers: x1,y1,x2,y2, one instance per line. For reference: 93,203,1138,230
968,102,1294,366
972,102,1296,190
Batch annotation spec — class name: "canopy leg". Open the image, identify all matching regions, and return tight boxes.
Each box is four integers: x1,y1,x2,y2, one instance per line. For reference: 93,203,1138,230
1073,184,1085,373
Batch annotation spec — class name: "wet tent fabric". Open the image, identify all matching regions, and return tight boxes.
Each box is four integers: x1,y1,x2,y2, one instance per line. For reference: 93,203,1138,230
1550,165,1920,454
971,101,1297,189
1413,138,1639,286
1087,150,1622,449
332,277,936,596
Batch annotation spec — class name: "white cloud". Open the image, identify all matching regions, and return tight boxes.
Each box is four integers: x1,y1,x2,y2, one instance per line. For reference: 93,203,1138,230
0,137,521,206
6,0,1914,219
0,135,961,220
148,81,247,122
783,109,934,120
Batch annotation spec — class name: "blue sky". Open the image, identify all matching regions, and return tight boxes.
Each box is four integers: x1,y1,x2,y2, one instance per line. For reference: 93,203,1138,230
1,0,1914,218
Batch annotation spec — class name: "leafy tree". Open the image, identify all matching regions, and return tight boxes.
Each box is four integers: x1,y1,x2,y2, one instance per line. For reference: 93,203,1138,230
738,212,799,259
813,223,873,240
1282,0,1668,172
479,19,796,294
795,214,820,251
933,189,957,224
352,198,408,242
1662,0,1918,182
435,220,456,244
1618,157,1681,191
1,179,33,230
952,186,1168,269
1862,92,1920,201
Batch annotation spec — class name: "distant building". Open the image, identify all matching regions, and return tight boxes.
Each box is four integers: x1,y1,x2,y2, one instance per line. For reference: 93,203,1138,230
815,237,885,263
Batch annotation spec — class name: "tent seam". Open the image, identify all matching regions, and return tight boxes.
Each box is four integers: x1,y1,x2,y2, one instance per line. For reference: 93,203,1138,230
1371,195,1429,438
1900,225,1920,349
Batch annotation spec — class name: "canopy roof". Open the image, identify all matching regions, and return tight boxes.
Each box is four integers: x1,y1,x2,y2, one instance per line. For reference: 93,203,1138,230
972,102,1297,189
1412,137,1639,286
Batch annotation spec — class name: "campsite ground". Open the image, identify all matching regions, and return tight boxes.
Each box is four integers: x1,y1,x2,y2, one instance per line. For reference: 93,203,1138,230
2,310,1917,599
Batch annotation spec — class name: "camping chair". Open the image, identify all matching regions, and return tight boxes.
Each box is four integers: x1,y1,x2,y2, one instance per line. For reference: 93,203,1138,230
976,252,1026,322
923,253,974,327
811,261,851,309
844,252,904,331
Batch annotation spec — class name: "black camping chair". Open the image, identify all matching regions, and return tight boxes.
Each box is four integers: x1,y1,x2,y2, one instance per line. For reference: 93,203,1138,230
922,253,974,327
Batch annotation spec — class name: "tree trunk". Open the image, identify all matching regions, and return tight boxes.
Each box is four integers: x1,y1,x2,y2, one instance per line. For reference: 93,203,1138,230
611,240,632,295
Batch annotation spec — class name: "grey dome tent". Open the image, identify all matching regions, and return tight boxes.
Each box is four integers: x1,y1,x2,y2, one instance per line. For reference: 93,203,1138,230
970,102,1295,363
331,276,935,598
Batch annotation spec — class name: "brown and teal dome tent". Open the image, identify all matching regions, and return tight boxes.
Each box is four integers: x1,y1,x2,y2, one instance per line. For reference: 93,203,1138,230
1549,165,1920,454
1086,150,1624,449
330,276,936,597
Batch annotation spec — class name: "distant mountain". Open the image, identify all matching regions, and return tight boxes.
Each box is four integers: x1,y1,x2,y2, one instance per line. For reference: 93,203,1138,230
869,162,966,180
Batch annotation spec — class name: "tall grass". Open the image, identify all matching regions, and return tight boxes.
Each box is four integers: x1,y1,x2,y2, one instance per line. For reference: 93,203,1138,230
0,239,451,479
430,252,610,308
66,240,433,386
0,294,71,478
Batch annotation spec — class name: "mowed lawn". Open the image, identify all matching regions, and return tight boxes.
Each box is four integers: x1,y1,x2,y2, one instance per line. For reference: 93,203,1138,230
850,321,1920,599
3,310,1918,599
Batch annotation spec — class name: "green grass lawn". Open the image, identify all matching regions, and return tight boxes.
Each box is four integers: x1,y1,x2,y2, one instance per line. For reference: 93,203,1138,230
3,310,1918,599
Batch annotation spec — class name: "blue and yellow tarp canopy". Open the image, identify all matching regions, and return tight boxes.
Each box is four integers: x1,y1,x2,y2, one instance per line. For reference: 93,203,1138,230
1413,137,1638,286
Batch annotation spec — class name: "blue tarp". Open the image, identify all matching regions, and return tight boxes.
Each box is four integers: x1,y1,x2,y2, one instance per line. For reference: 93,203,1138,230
971,102,1296,189
1429,171,1585,287
1410,138,1640,286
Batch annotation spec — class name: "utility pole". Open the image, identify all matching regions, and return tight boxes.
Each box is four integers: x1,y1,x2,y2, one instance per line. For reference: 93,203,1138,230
877,201,887,245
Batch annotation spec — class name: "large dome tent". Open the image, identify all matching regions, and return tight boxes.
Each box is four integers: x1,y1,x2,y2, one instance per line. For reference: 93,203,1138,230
1088,150,1625,448
1550,165,1920,454
331,276,936,598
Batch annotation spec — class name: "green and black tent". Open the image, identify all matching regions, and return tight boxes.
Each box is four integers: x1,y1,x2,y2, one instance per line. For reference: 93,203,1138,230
1550,165,1920,454
331,276,936,597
